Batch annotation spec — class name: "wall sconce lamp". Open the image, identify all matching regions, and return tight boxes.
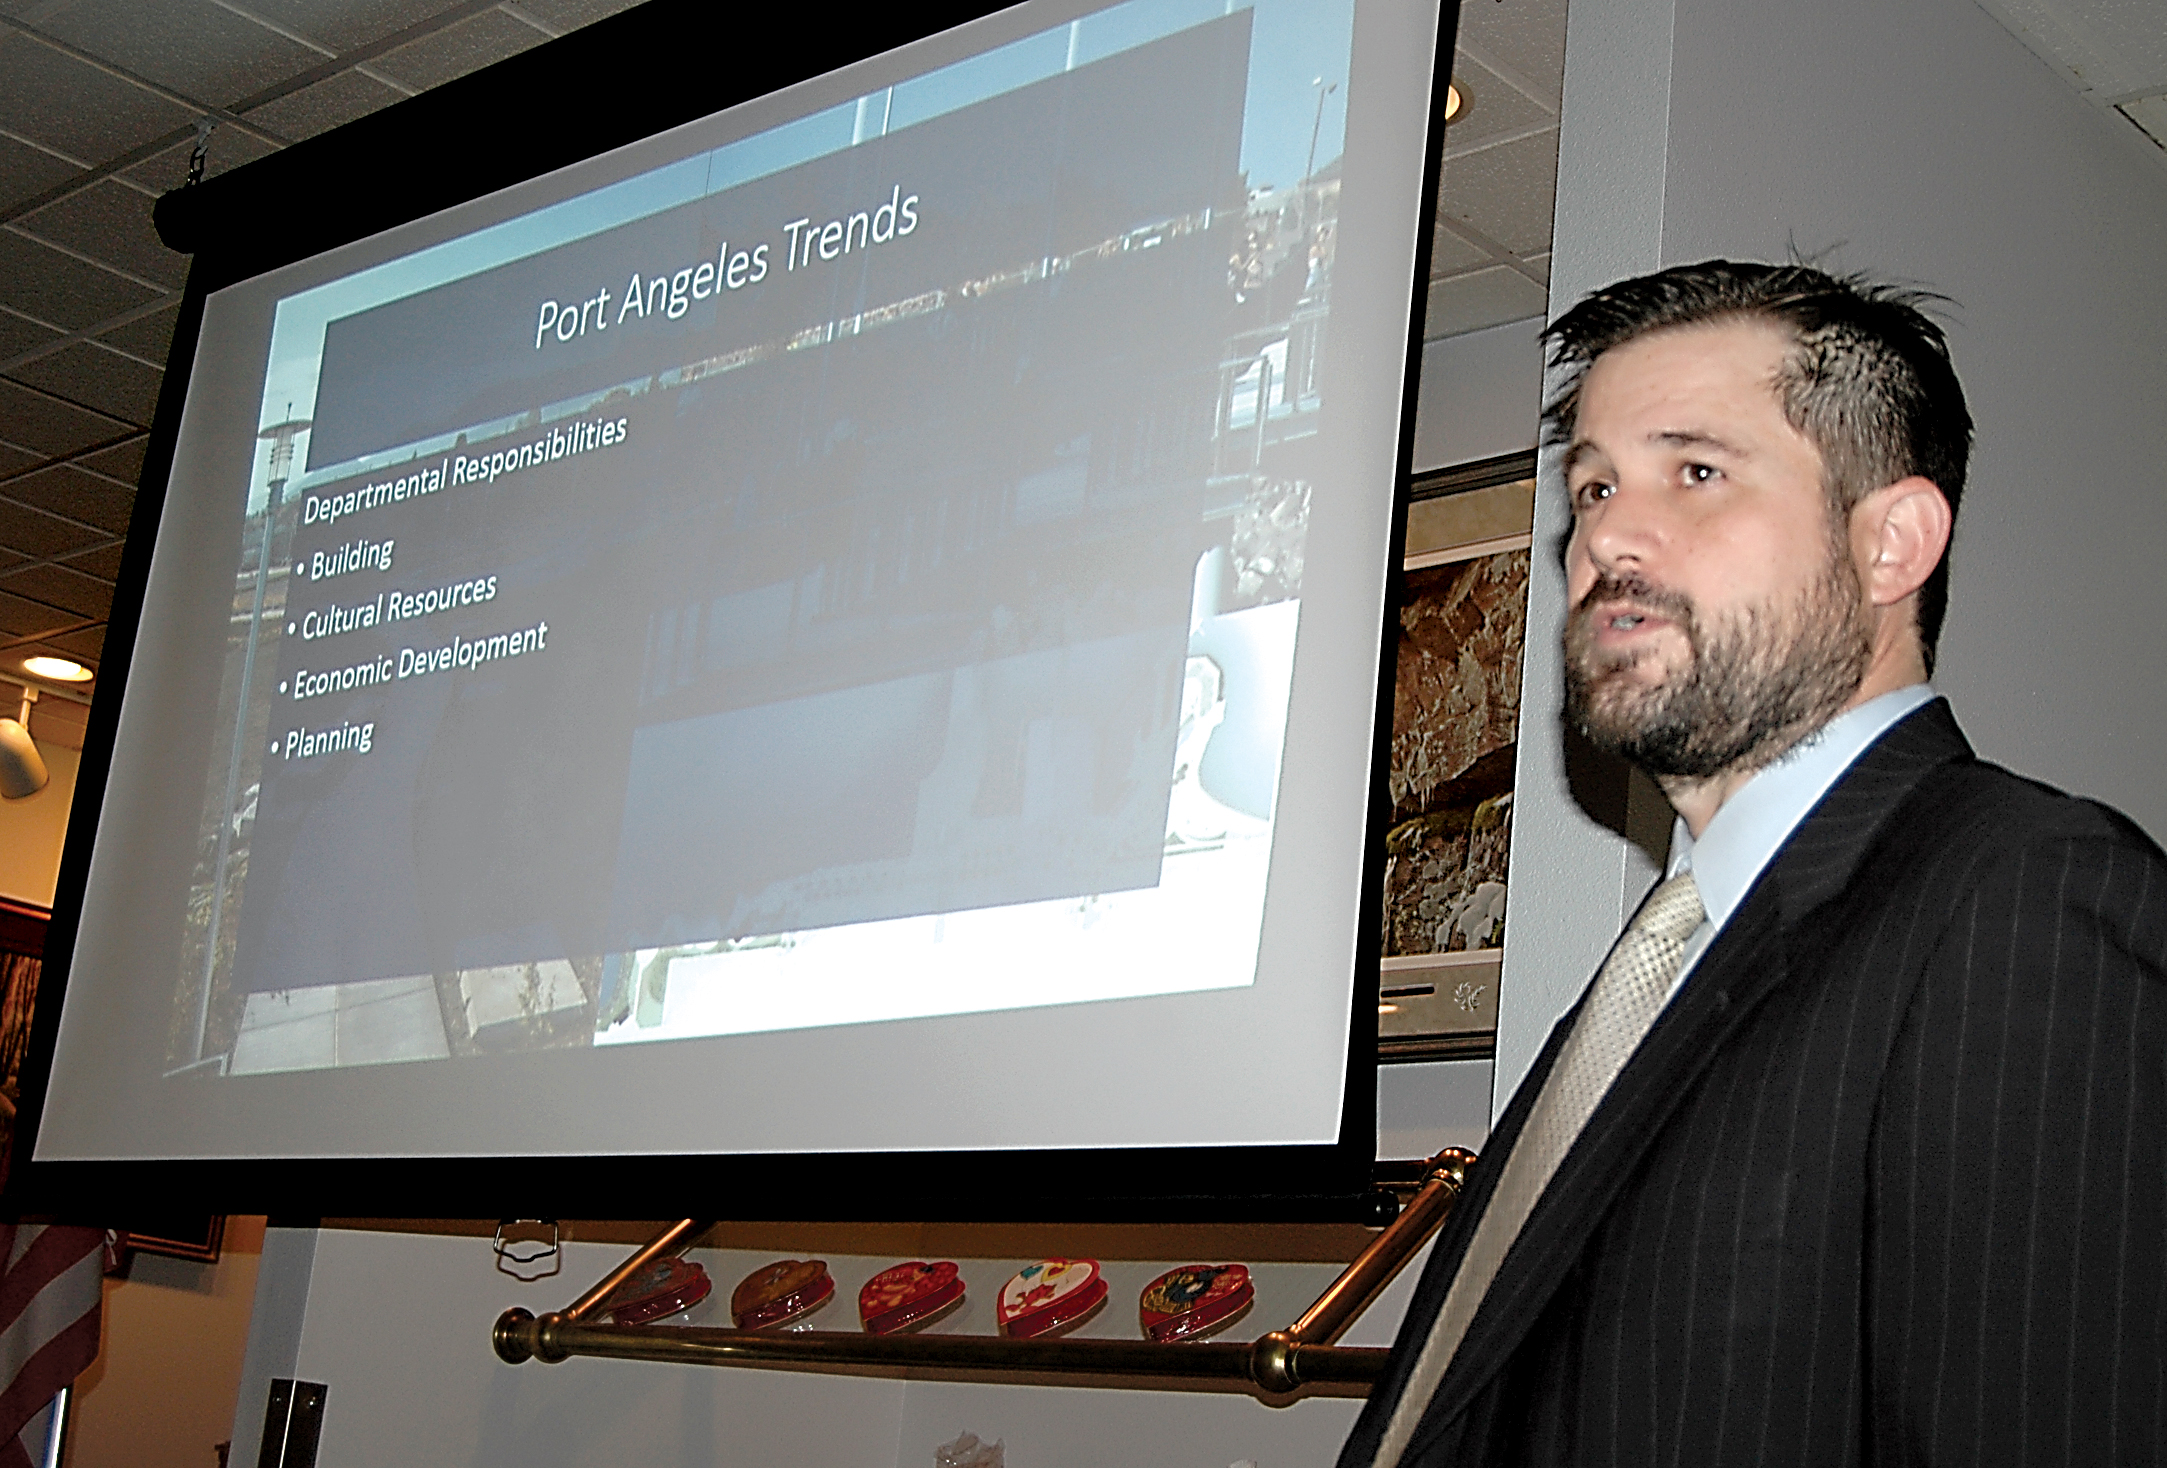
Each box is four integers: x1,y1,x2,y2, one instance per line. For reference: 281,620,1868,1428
1,685,49,800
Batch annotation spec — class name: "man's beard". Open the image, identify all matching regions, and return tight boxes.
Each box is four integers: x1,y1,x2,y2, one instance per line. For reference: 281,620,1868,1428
1562,541,1873,782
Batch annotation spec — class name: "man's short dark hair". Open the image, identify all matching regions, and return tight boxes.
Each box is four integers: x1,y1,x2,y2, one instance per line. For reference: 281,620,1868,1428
1541,260,1974,671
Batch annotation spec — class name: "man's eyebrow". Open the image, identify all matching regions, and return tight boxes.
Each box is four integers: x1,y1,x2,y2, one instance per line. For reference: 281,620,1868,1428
1562,430,1748,476
1651,429,1747,456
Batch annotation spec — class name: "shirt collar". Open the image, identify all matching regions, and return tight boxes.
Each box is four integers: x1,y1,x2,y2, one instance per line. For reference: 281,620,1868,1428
1667,684,1937,931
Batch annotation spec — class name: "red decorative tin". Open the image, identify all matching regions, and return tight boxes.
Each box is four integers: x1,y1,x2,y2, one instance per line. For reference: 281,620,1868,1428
605,1256,713,1325
859,1260,965,1335
731,1258,835,1330
1139,1264,1253,1343
996,1259,1107,1339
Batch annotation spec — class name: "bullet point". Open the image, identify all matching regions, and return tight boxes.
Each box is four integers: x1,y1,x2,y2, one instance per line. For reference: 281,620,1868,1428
278,681,287,693
270,741,279,755
287,622,296,634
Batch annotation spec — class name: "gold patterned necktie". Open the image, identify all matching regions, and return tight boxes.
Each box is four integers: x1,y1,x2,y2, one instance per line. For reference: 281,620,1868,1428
1372,869,1706,1468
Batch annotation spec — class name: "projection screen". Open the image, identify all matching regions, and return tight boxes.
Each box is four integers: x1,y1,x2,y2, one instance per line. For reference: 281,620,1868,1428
19,0,1453,1215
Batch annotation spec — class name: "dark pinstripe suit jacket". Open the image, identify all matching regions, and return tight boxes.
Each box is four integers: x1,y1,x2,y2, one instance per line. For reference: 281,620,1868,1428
1339,699,2167,1466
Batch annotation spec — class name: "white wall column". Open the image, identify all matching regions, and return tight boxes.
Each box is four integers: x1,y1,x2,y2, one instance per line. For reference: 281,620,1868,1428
1493,0,1681,1112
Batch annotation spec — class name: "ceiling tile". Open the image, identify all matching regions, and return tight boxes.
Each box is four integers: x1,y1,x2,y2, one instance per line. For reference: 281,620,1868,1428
1974,0,2167,102
122,126,276,193
237,67,403,143
2054,0,2167,84
1436,130,1559,256
1521,251,1552,285
76,433,146,483
0,584,84,638
7,340,165,423
4,461,137,533
0,134,83,215
244,0,459,54
502,0,641,33
1427,223,1495,277
372,8,545,92
1454,0,1568,107
57,538,123,579
41,622,104,662
1443,58,1554,152
0,560,112,618
0,307,65,363
2121,96,2167,150
0,40,198,162
97,301,178,366
18,178,189,288
0,545,24,573
1424,264,1548,340
0,227,166,329
0,441,38,477
33,0,326,111
0,375,130,454
0,496,110,557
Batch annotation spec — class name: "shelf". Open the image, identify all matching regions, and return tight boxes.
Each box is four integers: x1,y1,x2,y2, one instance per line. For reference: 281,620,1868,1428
492,1148,1474,1402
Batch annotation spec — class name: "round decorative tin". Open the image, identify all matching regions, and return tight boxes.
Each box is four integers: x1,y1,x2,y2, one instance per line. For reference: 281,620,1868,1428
1139,1263,1253,1343
996,1259,1107,1339
859,1260,965,1335
605,1256,713,1325
731,1258,835,1330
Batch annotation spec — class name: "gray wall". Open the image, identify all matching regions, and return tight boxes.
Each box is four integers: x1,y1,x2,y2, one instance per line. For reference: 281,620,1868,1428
1495,0,2167,1112
1411,314,1544,472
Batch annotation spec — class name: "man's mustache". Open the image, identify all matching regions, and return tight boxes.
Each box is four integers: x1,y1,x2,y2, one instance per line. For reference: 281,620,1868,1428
1570,572,1697,628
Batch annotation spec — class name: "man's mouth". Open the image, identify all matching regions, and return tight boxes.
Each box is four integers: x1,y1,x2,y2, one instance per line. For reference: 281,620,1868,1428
1594,603,1667,637
1570,576,1696,664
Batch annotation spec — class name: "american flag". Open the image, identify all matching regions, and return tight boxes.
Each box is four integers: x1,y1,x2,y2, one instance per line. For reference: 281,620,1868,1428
0,1226,102,1468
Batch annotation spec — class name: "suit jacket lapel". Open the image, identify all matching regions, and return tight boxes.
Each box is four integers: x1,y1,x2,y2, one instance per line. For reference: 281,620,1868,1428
1402,700,1971,1450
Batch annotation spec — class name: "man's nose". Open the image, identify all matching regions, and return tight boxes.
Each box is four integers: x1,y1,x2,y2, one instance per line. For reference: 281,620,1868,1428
1578,483,1662,574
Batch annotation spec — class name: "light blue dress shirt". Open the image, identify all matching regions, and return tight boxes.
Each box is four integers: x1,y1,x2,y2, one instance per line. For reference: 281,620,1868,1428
1664,683,1937,1000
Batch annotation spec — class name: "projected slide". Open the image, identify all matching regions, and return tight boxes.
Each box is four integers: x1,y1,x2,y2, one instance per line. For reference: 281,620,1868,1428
169,0,1346,1077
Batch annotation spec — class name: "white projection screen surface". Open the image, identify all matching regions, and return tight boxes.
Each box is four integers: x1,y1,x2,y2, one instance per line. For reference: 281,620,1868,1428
29,0,1448,1204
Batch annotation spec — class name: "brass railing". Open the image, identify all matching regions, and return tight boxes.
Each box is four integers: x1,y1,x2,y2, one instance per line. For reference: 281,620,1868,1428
493,1147,1473,1401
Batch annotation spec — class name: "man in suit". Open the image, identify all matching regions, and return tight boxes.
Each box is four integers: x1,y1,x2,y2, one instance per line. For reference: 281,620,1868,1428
1340,261,2166,1467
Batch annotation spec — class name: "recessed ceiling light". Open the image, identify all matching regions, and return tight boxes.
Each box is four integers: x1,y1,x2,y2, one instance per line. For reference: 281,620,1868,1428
1378,1001,1400,1015
21,656,92,683
1444,81,1463,123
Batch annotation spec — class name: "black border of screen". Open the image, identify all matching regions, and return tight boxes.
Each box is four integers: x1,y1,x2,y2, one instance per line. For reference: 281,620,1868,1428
5,0,1464,1222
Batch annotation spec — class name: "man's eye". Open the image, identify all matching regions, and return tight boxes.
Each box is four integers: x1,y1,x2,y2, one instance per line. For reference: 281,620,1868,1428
1576,481,1616,504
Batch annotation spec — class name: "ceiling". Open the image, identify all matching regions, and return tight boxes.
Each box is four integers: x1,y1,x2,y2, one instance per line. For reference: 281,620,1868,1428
1423,0,1568,341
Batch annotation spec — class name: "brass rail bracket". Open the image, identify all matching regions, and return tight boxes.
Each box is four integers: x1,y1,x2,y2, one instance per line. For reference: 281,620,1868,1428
492,1147,1474,1401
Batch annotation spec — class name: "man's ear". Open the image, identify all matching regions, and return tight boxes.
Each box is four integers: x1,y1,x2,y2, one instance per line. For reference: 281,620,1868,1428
1852,476,1952,608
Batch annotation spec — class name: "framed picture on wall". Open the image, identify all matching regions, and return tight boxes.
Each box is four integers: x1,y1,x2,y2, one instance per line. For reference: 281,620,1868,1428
1380,452,1533,1062
0,904,231,1259
106,1216,226,1271
0,898,48,1189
